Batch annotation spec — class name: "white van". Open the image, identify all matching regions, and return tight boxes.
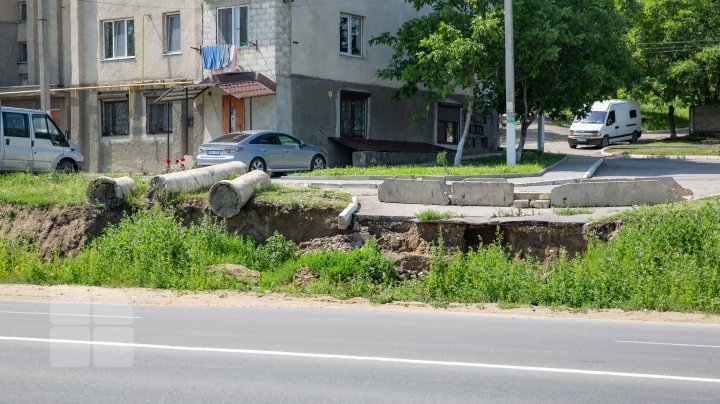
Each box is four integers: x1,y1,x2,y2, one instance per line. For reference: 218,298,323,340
0,106,84,173
568,100,642,149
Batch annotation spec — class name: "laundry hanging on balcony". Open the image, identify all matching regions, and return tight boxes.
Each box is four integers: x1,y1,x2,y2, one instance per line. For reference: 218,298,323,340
202,45,239,72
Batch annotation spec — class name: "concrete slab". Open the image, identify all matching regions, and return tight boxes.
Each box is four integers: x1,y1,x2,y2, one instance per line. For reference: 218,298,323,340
451,181,515,207
551,180,683,207
378,177,451,205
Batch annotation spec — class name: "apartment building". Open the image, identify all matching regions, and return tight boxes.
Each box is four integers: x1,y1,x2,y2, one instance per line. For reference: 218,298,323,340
0,0,498,172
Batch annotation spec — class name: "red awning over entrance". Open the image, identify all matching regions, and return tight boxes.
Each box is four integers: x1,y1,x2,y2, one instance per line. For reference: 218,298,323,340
156,72,276,103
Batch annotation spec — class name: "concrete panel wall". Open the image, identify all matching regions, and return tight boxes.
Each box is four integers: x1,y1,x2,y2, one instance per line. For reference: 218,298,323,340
289,0,422,87
691,105,720,137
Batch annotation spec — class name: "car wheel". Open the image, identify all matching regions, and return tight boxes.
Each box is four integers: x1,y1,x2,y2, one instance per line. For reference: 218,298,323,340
249,157,267,172
630,132,639,144
311,155,327,171
56,159,75,174
569,144,578,149
600,136,610,149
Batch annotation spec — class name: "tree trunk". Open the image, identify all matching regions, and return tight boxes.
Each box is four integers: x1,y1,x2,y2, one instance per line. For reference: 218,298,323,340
514,80,535,163
453,93,475,166
668,105,677,140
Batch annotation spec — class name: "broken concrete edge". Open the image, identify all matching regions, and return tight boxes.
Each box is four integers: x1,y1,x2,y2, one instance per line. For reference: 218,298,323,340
355,213,591,226
583,158,604,179
601,151,720,161
282,156,571,182
338,196,360,230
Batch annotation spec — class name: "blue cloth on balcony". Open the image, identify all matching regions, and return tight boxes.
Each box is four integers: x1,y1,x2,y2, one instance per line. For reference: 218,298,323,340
202,46,225,70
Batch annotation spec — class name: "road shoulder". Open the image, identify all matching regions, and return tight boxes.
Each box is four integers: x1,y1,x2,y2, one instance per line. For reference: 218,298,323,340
1,284,719,325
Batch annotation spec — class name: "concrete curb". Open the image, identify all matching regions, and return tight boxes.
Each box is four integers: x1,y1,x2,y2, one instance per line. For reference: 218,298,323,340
601,151,720,161
514,157,604,187
338,196,360,230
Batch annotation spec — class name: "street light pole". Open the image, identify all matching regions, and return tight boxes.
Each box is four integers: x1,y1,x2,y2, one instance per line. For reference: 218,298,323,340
38,0,51,112
504,0,516,166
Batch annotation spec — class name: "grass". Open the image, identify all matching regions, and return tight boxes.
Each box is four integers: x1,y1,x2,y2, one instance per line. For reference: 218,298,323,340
0,172,94,206
253,185,352,209
1,196,720,313
606,138,720,157
292,151,565,177
415,210,464,222
553,207,593,216
0,173,351,210
641,104,690,131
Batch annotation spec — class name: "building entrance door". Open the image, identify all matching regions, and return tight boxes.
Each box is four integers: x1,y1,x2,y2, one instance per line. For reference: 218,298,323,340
222,95,245,134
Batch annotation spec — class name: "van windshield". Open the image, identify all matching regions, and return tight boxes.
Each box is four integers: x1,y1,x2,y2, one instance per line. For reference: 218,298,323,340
576,111,607,124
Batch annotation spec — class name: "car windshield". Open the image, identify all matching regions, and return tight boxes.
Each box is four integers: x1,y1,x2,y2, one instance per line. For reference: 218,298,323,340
211,133,252,143
576,111,607,124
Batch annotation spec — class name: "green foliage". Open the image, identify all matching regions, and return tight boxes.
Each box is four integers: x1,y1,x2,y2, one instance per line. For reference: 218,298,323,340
415,210,463,222
553,207,593,216
630,0,720,115
253,185,352,209
0,172,92,206
300,239,397,299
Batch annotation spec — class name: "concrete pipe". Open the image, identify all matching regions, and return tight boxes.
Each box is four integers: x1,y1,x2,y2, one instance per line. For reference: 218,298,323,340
147,162,247,202
86,176,137,205
209,170,272,218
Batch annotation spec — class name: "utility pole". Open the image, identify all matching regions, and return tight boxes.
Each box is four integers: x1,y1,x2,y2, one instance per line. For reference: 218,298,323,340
38,0,51,112
504,0,516,166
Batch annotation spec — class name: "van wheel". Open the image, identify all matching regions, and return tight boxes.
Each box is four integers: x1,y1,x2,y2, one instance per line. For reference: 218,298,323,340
630,132,639,144
600,136,610,149
56,159,76,174
569,144,578,149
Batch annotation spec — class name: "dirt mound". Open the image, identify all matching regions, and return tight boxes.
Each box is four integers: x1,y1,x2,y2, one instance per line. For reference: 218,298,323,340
293,266,318,286
584,217,628,242
0,202,130,259
298,234,363,252
209,264,260,284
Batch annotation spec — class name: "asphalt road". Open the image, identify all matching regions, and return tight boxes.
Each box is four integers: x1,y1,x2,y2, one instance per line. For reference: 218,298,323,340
1,300,720,403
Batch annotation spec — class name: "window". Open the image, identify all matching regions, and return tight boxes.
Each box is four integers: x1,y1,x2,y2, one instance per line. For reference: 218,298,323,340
630,109,637,119
19,2,27,22
146,97,173,134
278,134,301,147
18,42,27,63
103,19,135,60
340,91,368,138
437,105,461,144
2,112,30,138
250,134,279,145
102,100,129,136
165,13,181,54
340,14,362,57
606,110,616,125
32,114,63,144
217,6,248,47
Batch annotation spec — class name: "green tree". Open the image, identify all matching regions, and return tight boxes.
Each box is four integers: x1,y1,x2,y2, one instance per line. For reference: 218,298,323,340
373,0,633,163
371,1,504,166
631,0,720,138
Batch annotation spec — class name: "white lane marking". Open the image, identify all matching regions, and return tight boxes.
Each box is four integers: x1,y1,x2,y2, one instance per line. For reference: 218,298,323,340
0,310,142,319
1,336,719,384
617,340,720,349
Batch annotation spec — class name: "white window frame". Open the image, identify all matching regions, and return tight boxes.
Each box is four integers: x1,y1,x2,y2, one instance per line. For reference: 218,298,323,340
340,14,363,58
217,5,249,48
164,13,182,55
102,18,135,60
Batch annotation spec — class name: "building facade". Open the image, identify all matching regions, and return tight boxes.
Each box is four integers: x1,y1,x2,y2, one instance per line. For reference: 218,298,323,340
0,0,498,173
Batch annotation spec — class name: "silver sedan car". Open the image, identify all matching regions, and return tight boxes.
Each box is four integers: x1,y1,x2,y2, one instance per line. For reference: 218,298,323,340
196,130,328,173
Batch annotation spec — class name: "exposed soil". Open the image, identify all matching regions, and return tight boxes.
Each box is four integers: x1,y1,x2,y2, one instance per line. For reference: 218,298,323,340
176,198,347,244
2,284,719,325
584,216,628,242
0,202,131,259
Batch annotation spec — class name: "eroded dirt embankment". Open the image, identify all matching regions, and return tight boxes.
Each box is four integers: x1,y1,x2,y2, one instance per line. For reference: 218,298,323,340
0,199,347,259
1,200,613,275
